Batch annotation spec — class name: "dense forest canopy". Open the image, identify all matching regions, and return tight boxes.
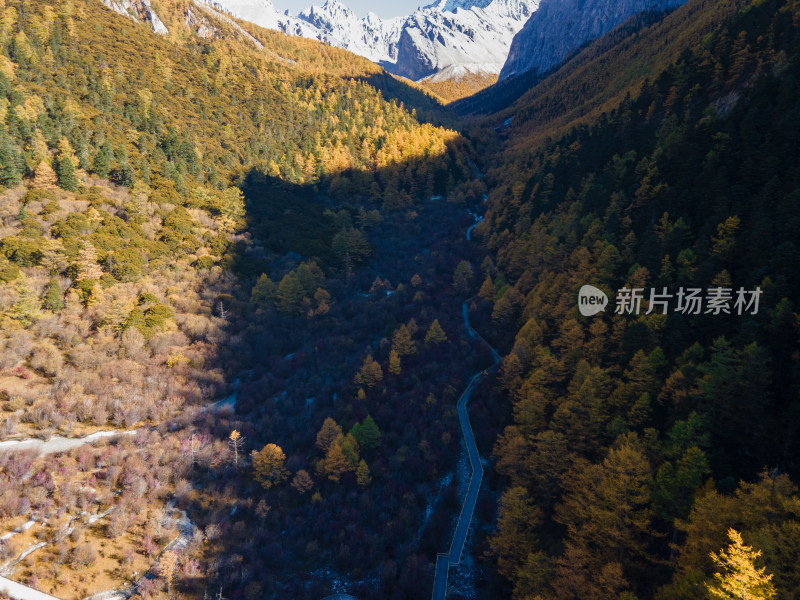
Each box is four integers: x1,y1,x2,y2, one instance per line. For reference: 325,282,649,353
472,0,800,597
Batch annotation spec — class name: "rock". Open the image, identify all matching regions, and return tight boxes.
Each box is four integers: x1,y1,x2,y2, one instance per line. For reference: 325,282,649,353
499,0,688,80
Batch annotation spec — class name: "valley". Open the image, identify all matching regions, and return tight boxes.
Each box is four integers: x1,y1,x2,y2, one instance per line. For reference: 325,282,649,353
1,0,800,598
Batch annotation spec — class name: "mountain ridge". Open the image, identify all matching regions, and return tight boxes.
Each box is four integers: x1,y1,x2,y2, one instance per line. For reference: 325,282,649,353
202,0,539,81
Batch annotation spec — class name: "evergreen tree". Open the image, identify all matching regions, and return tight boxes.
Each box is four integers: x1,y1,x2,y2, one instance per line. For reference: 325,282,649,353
250,273,276,308
0,136,23,188
351,415,381,450
42,277,64,311
453,260,474,294
56,139,79,191
92,142,113,178
11,278,41,326
276,272,305,315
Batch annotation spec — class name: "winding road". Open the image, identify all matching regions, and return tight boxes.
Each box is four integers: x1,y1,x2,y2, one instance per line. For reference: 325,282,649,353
431,214,501,600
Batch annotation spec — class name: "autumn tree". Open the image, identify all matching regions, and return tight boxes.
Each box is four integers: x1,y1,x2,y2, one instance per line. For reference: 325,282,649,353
315,417,343,454
391,324,416,356
291,469,314,494
354,355,383,388
75,241,103,282
228,430,244,467
388,349,401,375
553,441,655,592
159,550,177,596
706,529,776,600
11,278,40,325
322,439,350,482
490,486,543,580
356,459,371,486
252,443,288,490
478,275,494,300
424,319,447,345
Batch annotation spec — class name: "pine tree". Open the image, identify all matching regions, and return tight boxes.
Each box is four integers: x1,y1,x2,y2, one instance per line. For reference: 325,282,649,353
56,154,78,191
42,277,64,311
275,272,305,315
250,273,276,308
453,260,474,294
11,278,41,326
92,142,113,178
351,415,381,450
0,136,22,188
56,138,78,191
706,529,776,600
424,319,448,345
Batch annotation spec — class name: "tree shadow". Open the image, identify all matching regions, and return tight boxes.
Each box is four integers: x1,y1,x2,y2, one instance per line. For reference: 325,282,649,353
174,127,505,600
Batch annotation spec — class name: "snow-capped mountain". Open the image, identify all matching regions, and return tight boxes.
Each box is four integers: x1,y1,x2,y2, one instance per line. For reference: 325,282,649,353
201,0,539,81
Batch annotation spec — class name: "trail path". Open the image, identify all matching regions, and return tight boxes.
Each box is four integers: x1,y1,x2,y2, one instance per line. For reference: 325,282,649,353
432,211,501,600
0,430,138,456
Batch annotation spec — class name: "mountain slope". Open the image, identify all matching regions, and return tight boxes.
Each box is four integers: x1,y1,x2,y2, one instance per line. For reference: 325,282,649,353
467,0,800,596
458,0,749,141
0,3,479,596
499,0,689,79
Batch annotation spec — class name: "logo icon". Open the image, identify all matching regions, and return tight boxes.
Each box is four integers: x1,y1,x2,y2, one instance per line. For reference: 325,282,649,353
578,285,608,316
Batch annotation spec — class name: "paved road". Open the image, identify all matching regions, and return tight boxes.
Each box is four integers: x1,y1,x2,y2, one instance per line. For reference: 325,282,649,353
431,301,501,600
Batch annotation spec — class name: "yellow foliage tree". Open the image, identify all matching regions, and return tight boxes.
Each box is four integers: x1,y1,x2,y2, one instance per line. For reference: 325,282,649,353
252,443,288,490
706,529,776,600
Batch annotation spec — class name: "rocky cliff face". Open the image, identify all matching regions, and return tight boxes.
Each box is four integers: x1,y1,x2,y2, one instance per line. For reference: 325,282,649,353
499,0,688,80
101,0,169,34
393,0,538,81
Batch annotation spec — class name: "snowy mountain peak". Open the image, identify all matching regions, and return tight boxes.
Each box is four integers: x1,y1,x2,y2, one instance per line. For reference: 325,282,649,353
203,0,538,81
